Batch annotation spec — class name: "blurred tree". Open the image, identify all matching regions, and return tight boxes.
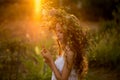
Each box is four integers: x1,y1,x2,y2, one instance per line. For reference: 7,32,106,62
113,2,120,25
80,0,119,21
51,0,120,21
0,0,20,5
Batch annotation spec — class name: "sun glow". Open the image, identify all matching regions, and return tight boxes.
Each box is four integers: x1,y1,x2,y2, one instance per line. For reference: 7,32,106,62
35,0,42,14
33,0,43,23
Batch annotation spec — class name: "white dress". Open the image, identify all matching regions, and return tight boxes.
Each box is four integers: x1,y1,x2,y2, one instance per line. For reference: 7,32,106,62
51,56,78,80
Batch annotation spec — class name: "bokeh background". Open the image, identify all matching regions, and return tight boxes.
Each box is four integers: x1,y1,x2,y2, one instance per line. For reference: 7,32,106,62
0,0,120,80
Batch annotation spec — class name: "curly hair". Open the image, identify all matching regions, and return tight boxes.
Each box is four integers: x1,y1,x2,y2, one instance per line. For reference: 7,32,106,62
48,8,88,80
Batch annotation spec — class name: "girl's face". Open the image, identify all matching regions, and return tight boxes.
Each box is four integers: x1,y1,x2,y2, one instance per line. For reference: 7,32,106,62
55,23,64,44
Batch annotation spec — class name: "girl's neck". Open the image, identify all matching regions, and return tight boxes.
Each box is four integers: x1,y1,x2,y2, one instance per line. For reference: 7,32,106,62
59,45,69,56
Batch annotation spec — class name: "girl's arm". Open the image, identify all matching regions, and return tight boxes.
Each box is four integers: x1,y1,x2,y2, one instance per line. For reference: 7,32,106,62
41,48,74,80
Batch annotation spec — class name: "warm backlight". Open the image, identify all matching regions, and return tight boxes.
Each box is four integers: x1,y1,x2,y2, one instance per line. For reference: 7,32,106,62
35,0,42,14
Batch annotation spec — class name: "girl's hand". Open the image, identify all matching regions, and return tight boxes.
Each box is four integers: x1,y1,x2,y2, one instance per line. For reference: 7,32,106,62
41,47,53,66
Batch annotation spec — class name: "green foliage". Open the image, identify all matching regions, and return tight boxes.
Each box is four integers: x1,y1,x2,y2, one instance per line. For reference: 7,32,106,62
87,1,120,70
0,38,53,80
88,20,120,69
0,39,28,80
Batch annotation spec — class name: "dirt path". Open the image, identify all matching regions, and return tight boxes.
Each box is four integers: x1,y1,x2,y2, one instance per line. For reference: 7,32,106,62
86,68,119,80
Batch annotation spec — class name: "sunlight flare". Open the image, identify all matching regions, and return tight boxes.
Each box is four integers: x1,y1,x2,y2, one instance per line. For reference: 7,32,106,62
35,0,42,14
33,0,43,24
